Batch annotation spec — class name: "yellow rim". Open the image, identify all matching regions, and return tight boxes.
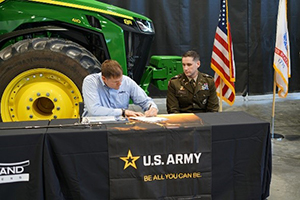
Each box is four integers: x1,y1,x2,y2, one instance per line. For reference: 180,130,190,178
1,68,82,122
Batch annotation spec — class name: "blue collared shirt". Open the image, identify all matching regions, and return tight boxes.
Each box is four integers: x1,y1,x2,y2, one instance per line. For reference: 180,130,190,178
82,73,158,117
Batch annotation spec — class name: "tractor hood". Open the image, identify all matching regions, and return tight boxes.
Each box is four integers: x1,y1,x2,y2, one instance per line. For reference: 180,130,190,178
27,0,151,21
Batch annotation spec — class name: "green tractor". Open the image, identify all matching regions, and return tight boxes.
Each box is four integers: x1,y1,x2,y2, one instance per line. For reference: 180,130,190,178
0,0,182,122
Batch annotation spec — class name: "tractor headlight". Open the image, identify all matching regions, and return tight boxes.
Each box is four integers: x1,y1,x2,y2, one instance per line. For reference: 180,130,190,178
136,20,154,33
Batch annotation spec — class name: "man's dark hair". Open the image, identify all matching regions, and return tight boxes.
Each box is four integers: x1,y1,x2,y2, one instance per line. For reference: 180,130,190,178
182,50,200,62
101,60,123,78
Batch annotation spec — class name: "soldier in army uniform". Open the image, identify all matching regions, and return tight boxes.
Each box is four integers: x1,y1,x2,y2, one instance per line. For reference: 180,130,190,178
167,50,219,113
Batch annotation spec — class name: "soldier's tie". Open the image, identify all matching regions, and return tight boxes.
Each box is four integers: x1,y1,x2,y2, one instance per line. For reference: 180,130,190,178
190,79,196,88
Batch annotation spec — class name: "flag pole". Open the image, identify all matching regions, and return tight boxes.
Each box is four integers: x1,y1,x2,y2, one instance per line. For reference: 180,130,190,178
271,72,276,138
219,79,223,112
271,72,284,140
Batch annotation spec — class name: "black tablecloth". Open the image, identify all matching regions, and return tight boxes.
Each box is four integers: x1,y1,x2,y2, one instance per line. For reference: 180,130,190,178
0,120,48,199
0,111,271,200
197,112,271,200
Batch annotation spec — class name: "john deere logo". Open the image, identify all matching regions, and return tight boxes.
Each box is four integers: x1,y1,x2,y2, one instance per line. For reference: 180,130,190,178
120,150,140,170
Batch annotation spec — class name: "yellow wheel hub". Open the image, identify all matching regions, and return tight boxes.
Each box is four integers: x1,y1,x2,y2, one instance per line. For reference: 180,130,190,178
1,68,83,122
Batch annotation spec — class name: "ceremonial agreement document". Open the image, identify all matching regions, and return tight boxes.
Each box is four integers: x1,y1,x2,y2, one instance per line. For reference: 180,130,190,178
129,116,168,123
81,116,127,124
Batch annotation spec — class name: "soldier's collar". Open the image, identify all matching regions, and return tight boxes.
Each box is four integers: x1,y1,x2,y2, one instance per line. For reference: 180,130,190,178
187,75,198,82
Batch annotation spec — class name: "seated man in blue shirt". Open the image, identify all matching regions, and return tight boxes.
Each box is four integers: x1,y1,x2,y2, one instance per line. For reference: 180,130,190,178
82,59,158,117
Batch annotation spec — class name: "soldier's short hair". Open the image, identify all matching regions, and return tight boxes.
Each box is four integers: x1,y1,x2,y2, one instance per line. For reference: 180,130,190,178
182,50,200,62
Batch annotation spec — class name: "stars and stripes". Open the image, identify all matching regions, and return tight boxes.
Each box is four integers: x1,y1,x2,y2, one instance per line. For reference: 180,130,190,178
211,0,235,106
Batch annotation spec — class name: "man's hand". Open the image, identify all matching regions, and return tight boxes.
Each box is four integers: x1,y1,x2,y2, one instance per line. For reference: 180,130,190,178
145,107,158,117
124,110,144,117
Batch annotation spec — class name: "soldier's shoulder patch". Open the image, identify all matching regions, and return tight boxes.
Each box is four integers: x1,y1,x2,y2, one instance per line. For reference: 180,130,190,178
202,73,213,79
168,74,181,86
170,74,182,80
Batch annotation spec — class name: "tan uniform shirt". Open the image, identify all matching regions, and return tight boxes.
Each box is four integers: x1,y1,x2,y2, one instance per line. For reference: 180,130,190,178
167,72,219,113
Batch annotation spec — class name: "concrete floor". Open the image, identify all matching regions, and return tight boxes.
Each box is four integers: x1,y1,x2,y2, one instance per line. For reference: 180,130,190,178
129,92,300,200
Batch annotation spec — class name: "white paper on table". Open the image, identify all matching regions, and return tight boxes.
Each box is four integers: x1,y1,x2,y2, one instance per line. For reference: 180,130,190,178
81,116,127,124
129,116,168,123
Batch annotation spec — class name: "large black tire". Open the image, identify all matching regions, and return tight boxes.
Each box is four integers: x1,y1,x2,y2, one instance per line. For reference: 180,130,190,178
0,38,101,122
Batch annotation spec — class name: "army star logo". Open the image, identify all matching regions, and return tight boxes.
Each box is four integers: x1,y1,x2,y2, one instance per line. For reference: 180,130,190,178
120,150,140,170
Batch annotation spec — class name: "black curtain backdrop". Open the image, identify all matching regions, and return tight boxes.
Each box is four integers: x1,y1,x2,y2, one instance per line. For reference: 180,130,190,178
100,0,300,95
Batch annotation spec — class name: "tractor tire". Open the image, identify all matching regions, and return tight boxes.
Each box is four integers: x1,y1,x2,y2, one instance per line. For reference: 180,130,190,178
0,38,101,122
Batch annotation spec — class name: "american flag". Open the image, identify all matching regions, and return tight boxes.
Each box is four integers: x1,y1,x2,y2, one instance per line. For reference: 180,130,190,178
273,0,290,98
211,0,236,106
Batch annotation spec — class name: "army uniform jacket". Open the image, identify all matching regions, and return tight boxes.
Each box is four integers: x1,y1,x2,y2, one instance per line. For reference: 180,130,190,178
167,72,219,113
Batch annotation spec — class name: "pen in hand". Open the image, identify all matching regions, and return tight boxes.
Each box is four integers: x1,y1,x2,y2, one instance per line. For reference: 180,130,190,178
145,104,157,117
